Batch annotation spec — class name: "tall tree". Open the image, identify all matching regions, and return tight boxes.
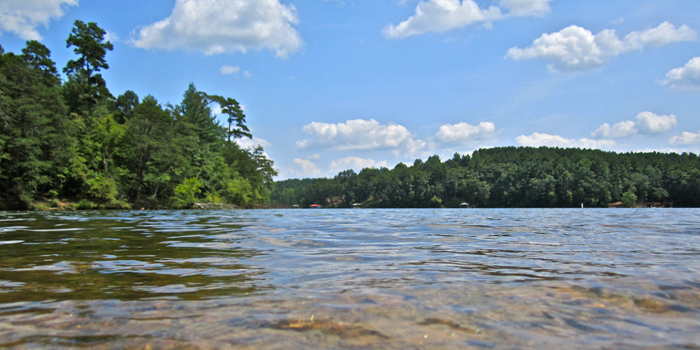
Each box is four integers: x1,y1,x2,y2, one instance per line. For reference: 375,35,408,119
207,95,252,140
22,41,60,86
63,20,114,115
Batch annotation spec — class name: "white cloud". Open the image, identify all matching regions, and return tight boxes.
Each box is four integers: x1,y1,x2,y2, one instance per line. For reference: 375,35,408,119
131,0,302,57
382,0,552,39
591,112,677,139
243,70,252,77
235,137,271,149
0,0,78,40
662,57,700,90
288,157,321,177
669,131,700,145
624,22,696,47
435,121,496,144
220,65,241,75
383,0,501,39
592,121,637,139
516,132,616,149
635,111,677,133
400,138,430,157
506,22,697,71
299,119,427,155
330,157,388,172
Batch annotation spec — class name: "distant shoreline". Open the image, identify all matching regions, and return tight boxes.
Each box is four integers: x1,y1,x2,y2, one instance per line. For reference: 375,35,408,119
14,201,681,211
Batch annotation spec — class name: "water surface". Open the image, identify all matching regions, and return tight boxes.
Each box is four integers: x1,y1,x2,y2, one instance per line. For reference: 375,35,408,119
1,209,699,349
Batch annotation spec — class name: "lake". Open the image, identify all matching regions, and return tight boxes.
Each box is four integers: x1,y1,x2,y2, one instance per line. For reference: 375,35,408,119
0,209,699,349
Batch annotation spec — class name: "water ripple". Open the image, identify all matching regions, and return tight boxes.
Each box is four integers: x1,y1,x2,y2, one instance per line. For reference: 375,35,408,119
0,208,699,348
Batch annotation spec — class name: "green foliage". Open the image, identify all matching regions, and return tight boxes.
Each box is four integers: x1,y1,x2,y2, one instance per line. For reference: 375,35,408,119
0,40,75,208
622,189,638,208
63,20,113,115
0,22,276,210
224,176,259,208
22,40,60,85
205,192,222,204
76,199,96,210
174,178,203,207
207,94,251,140
85,172,118,204
272,147,700,208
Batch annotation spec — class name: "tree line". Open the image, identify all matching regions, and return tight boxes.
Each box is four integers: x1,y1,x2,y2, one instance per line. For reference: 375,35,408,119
271,147,700,208
0,21,276,210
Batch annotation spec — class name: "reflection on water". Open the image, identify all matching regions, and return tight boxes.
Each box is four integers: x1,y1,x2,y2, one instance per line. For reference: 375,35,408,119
0,209,699,349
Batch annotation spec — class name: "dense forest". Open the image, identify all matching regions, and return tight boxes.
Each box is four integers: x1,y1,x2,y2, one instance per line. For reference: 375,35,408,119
0,21,276,210
271,147,700,208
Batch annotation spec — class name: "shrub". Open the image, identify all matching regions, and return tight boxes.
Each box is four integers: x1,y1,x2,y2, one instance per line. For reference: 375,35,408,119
76,199,96,209
224,176,260,208
85,173,118,204
173,178,203,207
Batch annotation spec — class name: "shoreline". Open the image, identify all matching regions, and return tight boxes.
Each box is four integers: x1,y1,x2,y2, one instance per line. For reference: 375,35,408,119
11,202,682,211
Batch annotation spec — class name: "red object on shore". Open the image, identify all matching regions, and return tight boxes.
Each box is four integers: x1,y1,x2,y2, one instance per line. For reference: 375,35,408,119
309,204,320,208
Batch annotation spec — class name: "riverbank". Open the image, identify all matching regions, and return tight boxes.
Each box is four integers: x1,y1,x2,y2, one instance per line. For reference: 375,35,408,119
24,199,249,211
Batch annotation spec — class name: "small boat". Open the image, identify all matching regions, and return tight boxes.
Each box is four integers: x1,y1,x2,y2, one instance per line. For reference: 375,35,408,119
309,204,321,208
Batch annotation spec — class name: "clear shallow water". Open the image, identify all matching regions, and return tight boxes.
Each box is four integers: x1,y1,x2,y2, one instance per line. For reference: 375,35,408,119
0,209,699,349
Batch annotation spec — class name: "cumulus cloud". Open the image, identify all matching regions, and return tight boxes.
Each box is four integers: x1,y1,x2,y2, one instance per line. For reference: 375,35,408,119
330,157,388,172
289,158,321,176
516,132,616,149
298,119,427,155
506,22,697,71
382,0,552,39
0,0,78,40
235,137,271,149
662,57,700,90
383,0,501,39
220,65,241,75
434,122,496,144
669,131,700,145
591,120,637,139
400,138,430,157
591,112,677,139
131,0,302,57
635,111,677,133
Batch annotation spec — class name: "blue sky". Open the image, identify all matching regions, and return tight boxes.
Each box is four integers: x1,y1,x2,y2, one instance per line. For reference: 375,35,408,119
1,0,699,179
